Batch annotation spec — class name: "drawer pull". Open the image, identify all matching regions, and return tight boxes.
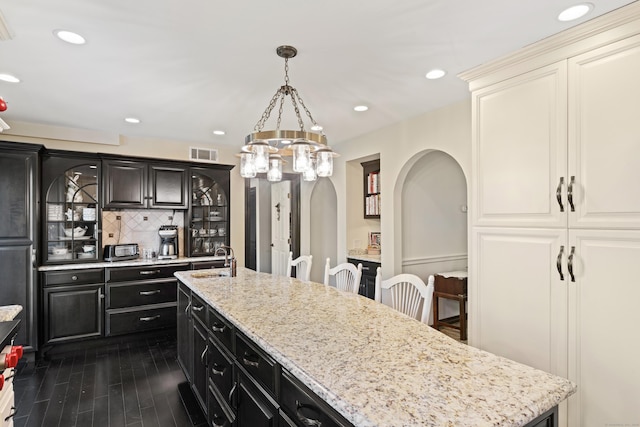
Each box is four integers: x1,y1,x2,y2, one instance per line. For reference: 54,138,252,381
242,352,260,368
4,406,16,422
211,323,226,333
139,315,160,322
212,415,227,427
139,290,161,296
139,269,161,275
211,363,227,376
361,266,369,271
228,382,237,406
71,275,78,281
295,400,322,427
192,305,204,312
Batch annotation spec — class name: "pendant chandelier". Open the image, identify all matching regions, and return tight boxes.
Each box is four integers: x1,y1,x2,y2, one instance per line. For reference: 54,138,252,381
239,45,338,182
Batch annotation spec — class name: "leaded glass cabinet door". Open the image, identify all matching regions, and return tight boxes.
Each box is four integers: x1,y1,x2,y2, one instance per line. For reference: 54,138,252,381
43,154,100,264
187,166,231,257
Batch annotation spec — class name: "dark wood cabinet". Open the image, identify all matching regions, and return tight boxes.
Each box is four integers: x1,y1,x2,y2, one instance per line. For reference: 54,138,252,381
236,371,277,427
193,318,209,411
348,258,379,300
41,268,105,345
102,158,188,209
0,142,41,352
177,282,192,382
361,159,380,219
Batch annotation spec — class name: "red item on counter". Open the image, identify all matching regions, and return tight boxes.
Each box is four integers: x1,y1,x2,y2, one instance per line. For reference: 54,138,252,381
0,374,4,390
0,352,18,370
0,97,6,112
11,345,23,359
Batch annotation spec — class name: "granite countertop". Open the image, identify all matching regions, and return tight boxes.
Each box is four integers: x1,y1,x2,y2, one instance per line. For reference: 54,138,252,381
176,268,576,427
0,305,23,322
346,253,381,263
38,255,226,271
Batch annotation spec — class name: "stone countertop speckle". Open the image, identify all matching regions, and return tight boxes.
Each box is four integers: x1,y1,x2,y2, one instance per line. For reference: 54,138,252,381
0,305,23,322
38,255,226,271
176,268,576,427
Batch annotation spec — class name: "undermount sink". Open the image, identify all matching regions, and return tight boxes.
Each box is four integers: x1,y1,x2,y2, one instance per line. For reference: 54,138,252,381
191,269,230,279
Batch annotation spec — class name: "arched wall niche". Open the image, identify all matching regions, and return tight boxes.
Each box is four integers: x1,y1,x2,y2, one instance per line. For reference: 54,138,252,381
308,178,338,283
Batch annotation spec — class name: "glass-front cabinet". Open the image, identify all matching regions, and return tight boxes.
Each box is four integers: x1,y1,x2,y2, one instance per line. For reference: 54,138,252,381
187,166,232,256
42,152,100,264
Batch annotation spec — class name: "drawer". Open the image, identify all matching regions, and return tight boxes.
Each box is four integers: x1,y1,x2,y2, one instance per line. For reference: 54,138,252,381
107,280,177,309
106,305,176,336
280,369,350,427
235,333,278,396
433,275,467,295
208,383,234,427
191,293,207,326
191,260,225,270
42,268,104,286
208,336,234,399
105,263,188,282
209,307,234,352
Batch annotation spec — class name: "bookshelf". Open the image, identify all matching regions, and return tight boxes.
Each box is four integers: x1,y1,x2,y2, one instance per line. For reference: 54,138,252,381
362,159,380,219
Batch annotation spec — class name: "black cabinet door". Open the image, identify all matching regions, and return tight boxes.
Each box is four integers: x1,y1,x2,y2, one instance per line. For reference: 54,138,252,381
236,373,277,427
192,319,208,413
43,284,104,344
102,159,147,208
0,144,39,351
149,163,188,209
177,284,192,381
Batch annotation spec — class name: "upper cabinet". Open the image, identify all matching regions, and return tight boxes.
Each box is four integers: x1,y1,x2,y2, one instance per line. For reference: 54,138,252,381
186,165,233,257
102,158,188,209
362,159,380,219
42,152,101,264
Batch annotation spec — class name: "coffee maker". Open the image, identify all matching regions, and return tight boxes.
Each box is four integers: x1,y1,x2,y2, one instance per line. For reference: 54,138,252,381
158,225,178,260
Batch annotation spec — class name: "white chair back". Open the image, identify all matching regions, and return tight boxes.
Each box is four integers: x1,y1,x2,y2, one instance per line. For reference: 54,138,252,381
286,251,313,282
323,258,362,294
374,267,434,324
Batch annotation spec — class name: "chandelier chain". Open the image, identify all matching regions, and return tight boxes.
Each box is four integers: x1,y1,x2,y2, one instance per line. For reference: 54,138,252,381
253,88,281,132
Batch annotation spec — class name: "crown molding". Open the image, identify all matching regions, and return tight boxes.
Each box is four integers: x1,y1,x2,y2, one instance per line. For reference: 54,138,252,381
459,2,640,89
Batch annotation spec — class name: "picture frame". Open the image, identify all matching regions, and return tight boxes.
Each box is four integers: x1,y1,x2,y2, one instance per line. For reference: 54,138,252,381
369,231,381,247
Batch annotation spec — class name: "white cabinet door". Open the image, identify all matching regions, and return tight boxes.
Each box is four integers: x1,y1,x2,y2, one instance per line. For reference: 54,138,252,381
567,229,640,427
568,34,640,229
471,227,568,377
472,62,567,228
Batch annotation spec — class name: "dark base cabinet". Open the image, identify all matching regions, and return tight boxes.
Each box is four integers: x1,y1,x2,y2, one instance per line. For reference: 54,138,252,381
236,371,277,427
347,258,379,300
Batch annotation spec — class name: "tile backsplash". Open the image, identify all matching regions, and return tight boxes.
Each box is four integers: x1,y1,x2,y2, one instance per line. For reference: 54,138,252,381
102,210,185,256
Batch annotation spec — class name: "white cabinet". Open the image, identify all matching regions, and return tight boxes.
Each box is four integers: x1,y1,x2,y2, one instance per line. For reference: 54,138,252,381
463,5,640,427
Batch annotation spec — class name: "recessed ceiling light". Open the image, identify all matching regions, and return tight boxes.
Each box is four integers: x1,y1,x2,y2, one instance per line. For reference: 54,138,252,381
124,117,140,124
53,29,86,45
354,105,369,112
213,130,226,136
425,69,446,80
558,3,593,22
0,73,20,83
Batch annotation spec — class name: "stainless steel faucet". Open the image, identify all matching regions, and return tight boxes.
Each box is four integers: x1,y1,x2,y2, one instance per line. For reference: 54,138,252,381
214,245,237,277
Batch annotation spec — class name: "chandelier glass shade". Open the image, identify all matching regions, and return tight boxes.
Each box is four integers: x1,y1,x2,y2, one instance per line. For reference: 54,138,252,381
240,45,338,182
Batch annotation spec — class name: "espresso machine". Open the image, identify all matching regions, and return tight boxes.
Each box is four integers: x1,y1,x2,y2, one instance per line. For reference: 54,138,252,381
158,225,178,260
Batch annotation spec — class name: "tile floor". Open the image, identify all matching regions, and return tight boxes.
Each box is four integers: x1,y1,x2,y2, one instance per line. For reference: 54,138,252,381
12,333,190,427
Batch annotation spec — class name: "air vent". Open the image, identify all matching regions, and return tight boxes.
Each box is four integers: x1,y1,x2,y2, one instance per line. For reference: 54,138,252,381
189,147,219,163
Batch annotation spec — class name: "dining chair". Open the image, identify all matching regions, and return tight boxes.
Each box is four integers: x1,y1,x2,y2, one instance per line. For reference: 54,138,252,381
323,258,362,294
286,251,313,282
374,267,434,324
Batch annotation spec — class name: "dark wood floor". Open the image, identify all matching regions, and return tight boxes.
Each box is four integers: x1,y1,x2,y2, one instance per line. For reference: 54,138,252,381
13,333,191,427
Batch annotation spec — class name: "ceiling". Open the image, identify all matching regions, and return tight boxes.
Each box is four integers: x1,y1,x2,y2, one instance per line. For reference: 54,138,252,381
0,0,636,149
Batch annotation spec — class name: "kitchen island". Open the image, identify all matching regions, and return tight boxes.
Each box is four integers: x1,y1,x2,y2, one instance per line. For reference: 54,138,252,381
176,267,575,427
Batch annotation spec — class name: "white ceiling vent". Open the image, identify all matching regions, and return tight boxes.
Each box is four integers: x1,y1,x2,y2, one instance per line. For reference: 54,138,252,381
190,147,219,163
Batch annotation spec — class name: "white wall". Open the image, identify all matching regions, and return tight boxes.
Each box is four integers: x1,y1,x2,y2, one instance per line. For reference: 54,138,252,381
309,178,338,283
315,99,471,277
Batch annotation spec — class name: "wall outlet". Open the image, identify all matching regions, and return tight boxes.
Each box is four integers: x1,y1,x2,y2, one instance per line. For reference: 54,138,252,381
108,233,114,238
143,216,148,221
168,216,173,221
116,215,121,220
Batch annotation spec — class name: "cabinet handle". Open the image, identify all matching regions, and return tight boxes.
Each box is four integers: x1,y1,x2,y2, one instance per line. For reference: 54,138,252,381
228,382,237,406
99,289,105,299
242,351,260,368
211,363,226,376
568,246,576,282
139,290,161,296
295,400,323,427
212,415,227,427
556,177,565,212
4,406,16,422
361,266,370,271
139,269,161,275
185,301,191,315
200,345,208,365
192,305,204,312
556,245,565,281
139,315,160,322
568,176,576,212
211,323,226,333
